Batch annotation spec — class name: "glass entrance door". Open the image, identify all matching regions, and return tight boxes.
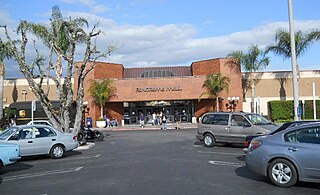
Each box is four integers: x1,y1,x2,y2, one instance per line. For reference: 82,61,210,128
123,100,194,125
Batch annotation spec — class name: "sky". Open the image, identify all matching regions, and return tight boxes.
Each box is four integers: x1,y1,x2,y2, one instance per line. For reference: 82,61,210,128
1,0,320,78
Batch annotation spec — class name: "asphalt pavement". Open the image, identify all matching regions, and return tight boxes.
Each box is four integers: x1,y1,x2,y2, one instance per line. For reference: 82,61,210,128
1,129,319,195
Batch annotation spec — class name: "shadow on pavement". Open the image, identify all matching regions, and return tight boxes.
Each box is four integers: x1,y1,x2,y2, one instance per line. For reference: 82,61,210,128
236,155,246,162
235,166,320,190
235,166,268,183
0,162,34,185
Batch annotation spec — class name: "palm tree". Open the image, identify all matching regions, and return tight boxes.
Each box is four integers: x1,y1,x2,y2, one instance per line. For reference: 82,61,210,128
89,79,116,118
0,39,12,119
227,45,270,113
199,73,230,112
266,29,319,59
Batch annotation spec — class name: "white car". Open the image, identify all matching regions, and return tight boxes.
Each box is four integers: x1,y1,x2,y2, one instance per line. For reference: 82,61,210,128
27,120,53,127
0,143,20,167
0,125,78,159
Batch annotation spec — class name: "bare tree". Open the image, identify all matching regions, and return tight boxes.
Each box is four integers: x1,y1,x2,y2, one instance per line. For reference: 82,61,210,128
0,6,115,134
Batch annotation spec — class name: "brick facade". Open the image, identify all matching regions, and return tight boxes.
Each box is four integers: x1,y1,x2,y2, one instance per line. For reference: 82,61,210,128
79,58,242,127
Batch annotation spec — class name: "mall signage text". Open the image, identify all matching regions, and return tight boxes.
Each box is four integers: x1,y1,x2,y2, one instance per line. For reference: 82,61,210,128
136,86,182,92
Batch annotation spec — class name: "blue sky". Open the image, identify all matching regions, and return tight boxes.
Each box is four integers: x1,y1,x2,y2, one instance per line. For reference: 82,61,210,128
1,0,320,78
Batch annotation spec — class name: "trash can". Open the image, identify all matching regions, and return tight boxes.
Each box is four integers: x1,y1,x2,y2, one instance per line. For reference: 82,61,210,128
86,117,92,128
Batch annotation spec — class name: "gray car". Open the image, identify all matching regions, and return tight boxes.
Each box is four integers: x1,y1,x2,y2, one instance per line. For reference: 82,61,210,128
246,122,320,187
0,125,78,159
196,112,278,147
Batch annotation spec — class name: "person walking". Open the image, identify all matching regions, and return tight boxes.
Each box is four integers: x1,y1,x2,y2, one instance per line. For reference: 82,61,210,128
161,114,167,130
139,113,145,128
174,111,181,130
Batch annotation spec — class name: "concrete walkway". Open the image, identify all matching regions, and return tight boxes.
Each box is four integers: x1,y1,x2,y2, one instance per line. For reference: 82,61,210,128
95,123,198,131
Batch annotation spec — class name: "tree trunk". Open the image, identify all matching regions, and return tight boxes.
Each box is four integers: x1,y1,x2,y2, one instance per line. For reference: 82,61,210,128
251,82,255,113
100,104,103,118
250,73,255,113
216,97,219,112
0,63,4,119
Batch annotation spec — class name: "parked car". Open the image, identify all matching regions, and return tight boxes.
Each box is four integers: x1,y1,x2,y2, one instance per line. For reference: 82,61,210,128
246,122,320,187
196,112,279,147
0,125,78,159
0,143,21,167
26,120,53,127
243,120,319,152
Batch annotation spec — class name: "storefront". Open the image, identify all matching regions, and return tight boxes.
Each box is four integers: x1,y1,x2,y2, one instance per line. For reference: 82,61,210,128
80,58,243,126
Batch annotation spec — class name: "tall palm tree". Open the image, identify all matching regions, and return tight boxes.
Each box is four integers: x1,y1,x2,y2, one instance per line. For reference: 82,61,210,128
227,45,269,113
307,29,320,42
0,39,12,119
266,29,319,59
89,79,116,118
199,73,230,112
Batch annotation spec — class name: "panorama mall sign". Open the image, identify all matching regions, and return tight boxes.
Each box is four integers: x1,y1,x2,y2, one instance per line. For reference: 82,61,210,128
136,86,182,92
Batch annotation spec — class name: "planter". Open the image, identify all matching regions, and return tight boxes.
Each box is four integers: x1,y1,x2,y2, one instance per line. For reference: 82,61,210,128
96,120,106,128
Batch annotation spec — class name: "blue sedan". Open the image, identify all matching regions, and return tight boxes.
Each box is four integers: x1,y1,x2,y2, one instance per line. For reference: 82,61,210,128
246,122,320,187
0,143,21,167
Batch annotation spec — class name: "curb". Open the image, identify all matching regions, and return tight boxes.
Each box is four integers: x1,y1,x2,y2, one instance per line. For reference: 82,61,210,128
97,124,197,132
74,142,95,150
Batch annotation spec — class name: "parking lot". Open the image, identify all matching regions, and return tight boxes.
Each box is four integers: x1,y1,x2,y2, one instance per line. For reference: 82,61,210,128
0,129,319,195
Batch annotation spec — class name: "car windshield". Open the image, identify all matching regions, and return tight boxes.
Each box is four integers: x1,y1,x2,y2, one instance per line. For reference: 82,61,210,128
0,127,19,140
245,114,273,125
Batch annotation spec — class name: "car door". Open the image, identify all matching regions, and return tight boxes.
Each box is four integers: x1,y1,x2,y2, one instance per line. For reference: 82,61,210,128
228,114,252,143
8,128,35,156
284,126,320,179
33,126,57,155
211,113,230,142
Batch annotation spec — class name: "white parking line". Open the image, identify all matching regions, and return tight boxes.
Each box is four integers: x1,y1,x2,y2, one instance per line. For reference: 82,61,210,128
198,150,243,156
2,167,83,182
209,161,243,167
78,154,101,159
25,154,102,165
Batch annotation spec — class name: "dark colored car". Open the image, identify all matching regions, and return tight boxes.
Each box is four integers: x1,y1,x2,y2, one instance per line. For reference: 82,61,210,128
246,122,320,187
244,120,319,148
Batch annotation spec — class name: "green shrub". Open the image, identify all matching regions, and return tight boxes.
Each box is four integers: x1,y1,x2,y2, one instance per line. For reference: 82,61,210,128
268,100,320,122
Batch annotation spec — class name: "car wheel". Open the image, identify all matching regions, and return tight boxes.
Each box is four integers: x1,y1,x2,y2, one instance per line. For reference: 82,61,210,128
77,132,84,141
268,158,298,187
203,133,215,147
50,145,65,159
96,131,104,141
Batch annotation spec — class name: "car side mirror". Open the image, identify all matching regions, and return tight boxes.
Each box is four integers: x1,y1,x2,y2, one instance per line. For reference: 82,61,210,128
243,122,251,127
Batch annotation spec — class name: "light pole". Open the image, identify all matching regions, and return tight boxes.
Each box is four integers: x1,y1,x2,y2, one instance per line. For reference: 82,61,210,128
288,0,300,121
313,82,317,120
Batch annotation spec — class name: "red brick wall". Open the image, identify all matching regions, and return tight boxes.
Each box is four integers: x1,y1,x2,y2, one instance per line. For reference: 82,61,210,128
191,59,221,76
105,102,123,124
219,59,243,111
94,62,124,79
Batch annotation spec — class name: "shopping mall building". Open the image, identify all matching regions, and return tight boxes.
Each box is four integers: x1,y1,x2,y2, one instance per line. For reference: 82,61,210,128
3,58,320,126
81,58,242,125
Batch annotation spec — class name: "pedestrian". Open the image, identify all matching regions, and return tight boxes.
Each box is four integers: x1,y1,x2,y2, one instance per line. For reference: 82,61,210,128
139,113,145,128
174,111,181,130
152,112,156,125
161,114,167,130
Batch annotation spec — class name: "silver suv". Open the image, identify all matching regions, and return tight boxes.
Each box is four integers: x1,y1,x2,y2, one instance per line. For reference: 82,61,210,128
196,112,278,147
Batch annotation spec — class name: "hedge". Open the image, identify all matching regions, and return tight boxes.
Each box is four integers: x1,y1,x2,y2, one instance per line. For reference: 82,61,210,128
268,100,320,122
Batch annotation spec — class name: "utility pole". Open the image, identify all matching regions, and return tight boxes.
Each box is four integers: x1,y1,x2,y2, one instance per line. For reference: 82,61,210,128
288,0,300,121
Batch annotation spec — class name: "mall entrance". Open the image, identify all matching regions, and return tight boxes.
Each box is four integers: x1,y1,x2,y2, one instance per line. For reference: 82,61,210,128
123,100,194,125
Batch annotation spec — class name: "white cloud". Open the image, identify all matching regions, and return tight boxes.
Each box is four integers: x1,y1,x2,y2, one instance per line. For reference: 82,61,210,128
60,0,109,14
2,8,320,77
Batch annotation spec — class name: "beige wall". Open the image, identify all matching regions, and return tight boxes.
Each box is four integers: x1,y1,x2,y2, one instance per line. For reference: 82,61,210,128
3,78,65,107
242,70,320,115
